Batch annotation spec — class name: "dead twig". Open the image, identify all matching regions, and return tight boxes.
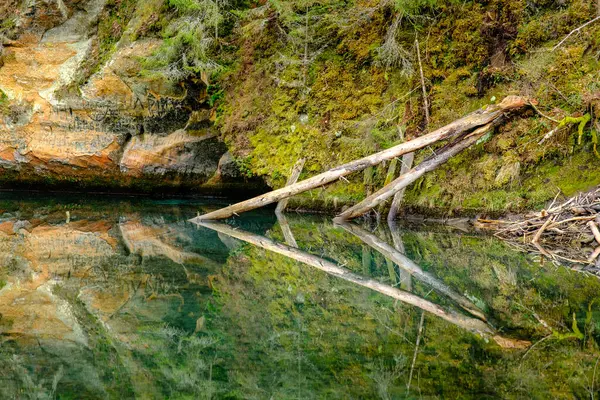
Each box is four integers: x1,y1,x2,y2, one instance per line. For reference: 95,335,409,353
416,37,429,125
530,102,560,123
538,125,564,145
548,215,597,229
552,15,600,51
533,217,553,243
521,334,552,361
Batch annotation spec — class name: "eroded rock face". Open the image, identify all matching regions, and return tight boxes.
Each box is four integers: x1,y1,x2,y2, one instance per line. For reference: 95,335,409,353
0,1,260,194
119,130,226,178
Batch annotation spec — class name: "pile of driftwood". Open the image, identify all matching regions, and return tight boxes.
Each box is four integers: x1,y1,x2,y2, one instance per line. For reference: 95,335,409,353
477,187,600,269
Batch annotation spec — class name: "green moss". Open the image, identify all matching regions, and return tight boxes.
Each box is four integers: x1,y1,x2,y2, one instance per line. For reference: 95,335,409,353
0,89,8,116
42,0,600,215
98,0,138,63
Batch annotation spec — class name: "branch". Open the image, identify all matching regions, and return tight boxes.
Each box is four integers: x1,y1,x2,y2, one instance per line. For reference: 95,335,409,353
552,15,600,51
530,102,559,123
415,38,430,125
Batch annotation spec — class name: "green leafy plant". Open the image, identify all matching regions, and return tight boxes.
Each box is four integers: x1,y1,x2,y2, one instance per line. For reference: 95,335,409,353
143,0,228,81
207,85,224,108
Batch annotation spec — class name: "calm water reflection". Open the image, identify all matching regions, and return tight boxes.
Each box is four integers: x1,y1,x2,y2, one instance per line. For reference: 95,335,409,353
0,193,599,399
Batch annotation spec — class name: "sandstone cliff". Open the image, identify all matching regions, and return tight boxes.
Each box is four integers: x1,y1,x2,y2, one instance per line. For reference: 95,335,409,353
0,0,261,195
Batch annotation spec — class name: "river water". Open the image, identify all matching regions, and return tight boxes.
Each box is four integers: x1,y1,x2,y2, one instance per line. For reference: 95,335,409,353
0,193,598,399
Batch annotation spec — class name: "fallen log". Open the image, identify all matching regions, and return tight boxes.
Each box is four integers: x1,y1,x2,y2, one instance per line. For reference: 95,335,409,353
198,220,493,334
335,121,499,221
191,96,529,222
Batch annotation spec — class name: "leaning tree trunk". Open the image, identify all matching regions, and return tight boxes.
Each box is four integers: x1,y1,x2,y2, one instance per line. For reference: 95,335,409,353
191,96,529,222
334,120,499,221
387,152,415,221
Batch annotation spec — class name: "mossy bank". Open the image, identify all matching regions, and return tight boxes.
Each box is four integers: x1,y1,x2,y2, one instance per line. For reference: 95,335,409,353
1,0,600,215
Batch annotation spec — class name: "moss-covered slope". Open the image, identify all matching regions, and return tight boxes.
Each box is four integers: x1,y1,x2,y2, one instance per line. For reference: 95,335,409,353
208,0,599,215
2,0,600,212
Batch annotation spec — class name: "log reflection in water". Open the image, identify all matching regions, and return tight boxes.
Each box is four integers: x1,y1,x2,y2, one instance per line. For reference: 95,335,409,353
275,212,298,248
196,220,493,336
381,222,411,290
338,222,487,321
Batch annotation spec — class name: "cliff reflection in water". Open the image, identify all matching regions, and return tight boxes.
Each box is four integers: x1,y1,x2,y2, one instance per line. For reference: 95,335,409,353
1,195,600,398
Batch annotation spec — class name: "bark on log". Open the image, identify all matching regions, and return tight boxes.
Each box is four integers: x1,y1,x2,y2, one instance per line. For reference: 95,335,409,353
337,222,487,321
388,152,415,222
191,96,529,222
197,220,493,334
275,158,305,214
335,121,499,221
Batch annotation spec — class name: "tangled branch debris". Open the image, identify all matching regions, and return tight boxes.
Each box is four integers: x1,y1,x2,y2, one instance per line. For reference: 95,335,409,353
477,187,600,271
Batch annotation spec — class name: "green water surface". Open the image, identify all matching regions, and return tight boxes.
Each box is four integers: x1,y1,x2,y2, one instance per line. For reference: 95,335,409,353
0,193,598,399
